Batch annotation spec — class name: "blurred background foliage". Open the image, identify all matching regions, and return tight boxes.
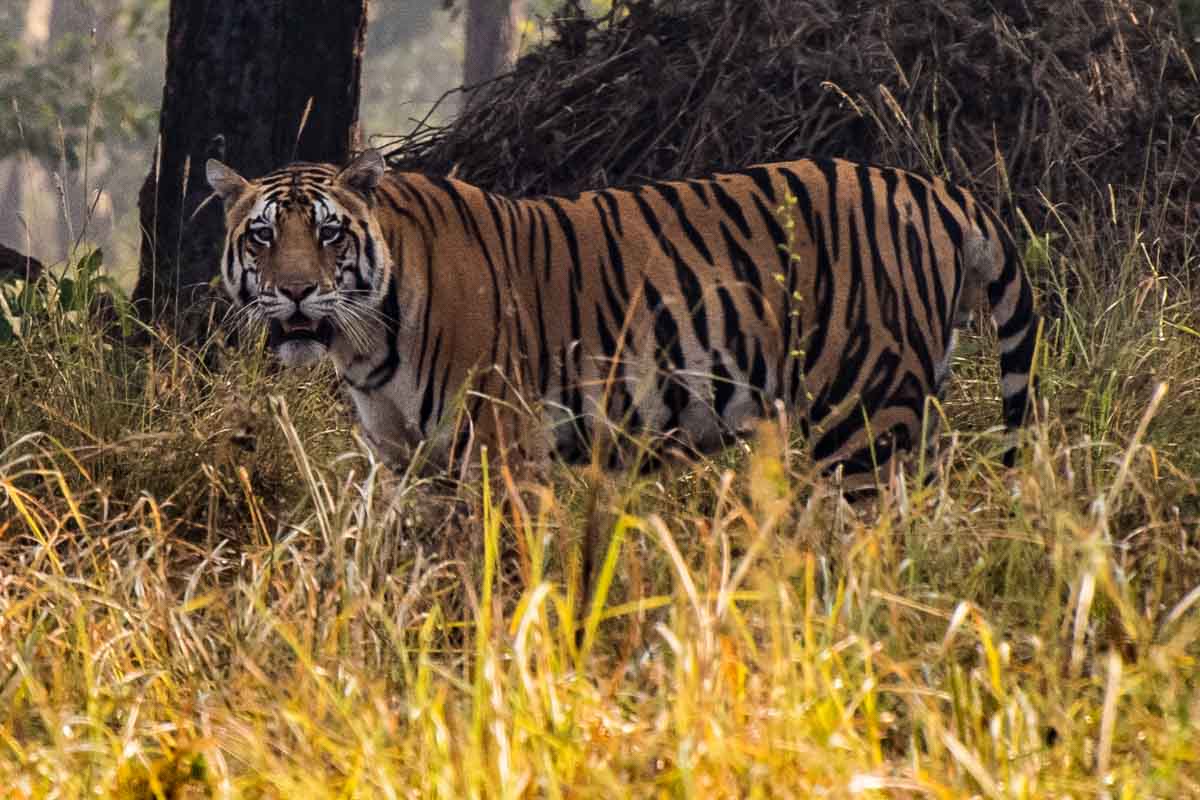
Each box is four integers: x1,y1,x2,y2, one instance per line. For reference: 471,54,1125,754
0,0,165,275
0,6,157,167
0,0,606,285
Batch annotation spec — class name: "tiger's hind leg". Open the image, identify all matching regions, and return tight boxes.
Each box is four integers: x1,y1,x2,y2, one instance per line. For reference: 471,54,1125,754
964,231,1041,467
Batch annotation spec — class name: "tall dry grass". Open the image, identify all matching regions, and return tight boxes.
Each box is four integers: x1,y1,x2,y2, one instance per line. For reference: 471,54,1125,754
1,186,1199,799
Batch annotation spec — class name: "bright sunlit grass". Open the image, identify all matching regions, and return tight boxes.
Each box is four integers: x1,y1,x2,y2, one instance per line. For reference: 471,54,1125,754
2,210,1200,799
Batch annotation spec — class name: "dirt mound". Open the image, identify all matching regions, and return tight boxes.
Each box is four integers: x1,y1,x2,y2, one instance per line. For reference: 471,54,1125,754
383,0,1198,265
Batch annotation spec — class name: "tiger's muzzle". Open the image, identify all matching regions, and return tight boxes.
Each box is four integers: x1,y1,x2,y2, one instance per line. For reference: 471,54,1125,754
264,282,337,365
267,316,336,350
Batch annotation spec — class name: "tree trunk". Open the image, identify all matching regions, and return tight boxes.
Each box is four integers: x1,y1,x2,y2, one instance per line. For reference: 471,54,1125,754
134,0,368,333
464,0,524,89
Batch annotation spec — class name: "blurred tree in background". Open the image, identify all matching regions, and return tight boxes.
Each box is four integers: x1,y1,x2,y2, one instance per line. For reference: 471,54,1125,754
465,0,526,88
360,0,464,146
0,0,162,265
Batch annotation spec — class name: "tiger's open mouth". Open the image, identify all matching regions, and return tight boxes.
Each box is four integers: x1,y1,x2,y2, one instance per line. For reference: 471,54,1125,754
267,317,335,350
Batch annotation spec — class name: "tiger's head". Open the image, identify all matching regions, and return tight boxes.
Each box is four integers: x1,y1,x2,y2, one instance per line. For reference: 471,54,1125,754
206,150,391,367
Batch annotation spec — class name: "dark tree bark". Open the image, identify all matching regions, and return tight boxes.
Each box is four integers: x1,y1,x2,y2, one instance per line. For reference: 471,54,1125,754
464,0,524,89
134,1,368,332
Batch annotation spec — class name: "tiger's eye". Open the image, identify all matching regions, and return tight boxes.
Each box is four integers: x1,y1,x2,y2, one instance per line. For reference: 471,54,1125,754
319,224,343,245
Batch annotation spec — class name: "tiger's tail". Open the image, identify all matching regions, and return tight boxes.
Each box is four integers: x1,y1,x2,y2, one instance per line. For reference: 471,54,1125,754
964,226,1040,466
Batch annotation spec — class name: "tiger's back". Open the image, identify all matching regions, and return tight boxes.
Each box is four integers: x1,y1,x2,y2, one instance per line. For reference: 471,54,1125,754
208,153,1039,485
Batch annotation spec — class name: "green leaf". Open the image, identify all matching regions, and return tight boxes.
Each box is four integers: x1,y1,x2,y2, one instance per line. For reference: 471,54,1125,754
0,313,13,344
78,248,103,279
11,283,40,317
59,277,77,312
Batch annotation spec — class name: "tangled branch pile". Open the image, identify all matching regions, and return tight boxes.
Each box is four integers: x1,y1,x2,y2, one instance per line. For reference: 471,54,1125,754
384,0,1198,266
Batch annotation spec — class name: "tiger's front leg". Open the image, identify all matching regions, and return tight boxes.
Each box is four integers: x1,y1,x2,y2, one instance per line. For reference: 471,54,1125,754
344,384,424,471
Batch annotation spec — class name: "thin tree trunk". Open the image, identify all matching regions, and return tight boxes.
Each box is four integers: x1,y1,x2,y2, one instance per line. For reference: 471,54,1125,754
464,0,525,89
134,0,368,335
23,0,53,43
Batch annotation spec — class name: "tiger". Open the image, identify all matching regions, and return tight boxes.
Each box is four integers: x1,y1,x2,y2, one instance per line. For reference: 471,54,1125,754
206,149,1039,486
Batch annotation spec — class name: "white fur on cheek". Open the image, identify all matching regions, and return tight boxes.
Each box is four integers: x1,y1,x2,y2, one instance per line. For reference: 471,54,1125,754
314,197,334,226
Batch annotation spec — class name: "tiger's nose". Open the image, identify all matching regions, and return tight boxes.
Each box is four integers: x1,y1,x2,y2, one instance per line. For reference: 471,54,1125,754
278,282,317,303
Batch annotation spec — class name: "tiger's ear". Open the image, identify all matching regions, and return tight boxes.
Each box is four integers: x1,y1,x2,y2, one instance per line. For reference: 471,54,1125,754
206,159,249,206
337,149,386,198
